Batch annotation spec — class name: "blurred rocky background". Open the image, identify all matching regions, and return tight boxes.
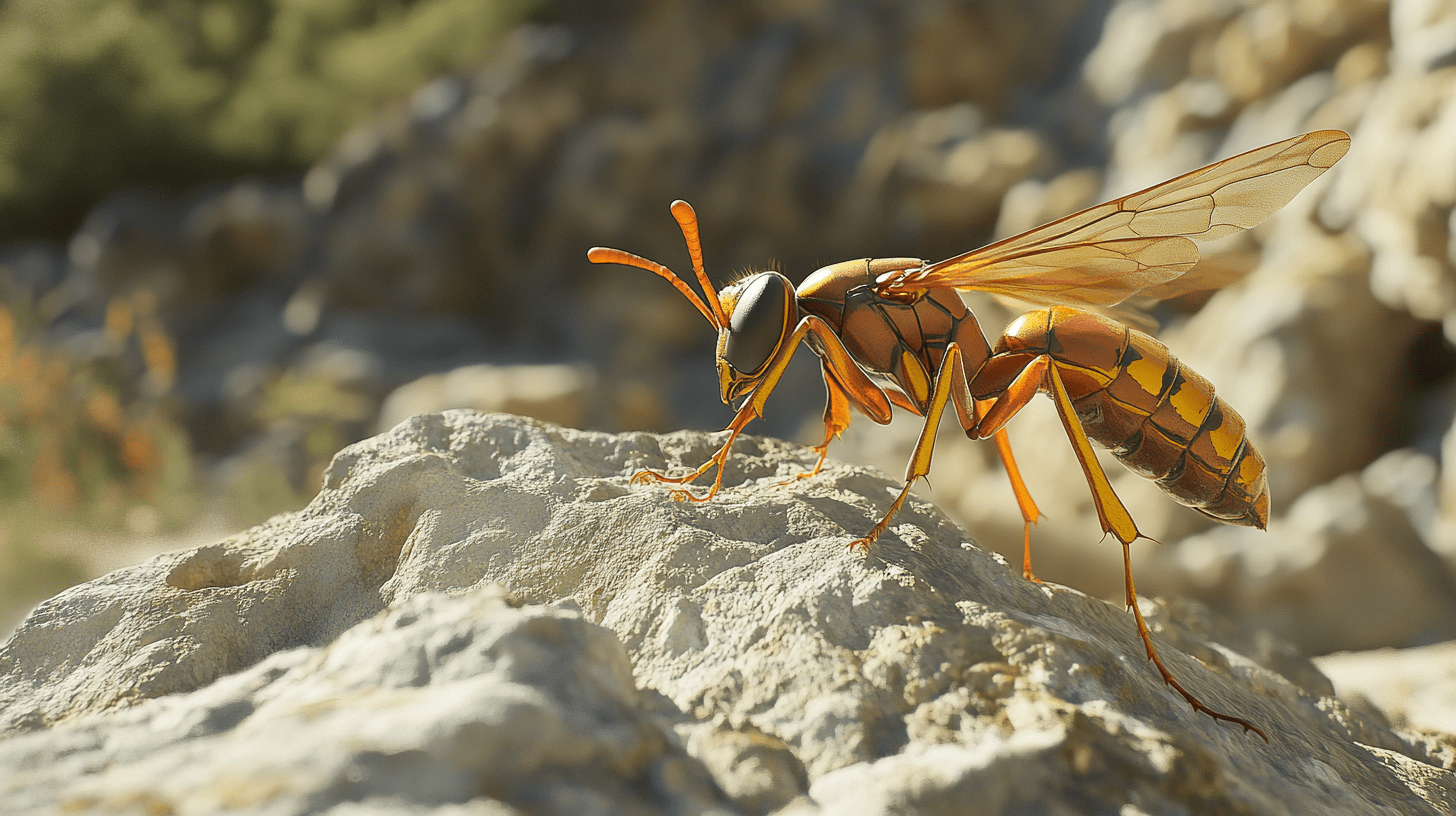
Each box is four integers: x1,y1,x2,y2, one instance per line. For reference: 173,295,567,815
2,0,1455,729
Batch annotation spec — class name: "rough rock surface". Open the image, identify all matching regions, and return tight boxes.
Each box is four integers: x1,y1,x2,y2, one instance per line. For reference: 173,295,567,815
2,412,1452,815
1317,640,1456,737
1,588,714,815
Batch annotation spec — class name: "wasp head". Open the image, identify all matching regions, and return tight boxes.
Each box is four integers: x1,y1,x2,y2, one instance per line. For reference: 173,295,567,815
588,201,800,411
715,271,797,408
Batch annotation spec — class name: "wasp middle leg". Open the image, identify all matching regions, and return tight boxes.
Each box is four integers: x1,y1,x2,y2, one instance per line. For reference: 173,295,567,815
847,343,975,550
777,367,856,486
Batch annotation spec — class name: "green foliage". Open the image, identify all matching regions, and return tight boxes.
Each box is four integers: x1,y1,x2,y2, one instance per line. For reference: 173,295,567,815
224,452,312,528
0,526,88,629
0,0,540,244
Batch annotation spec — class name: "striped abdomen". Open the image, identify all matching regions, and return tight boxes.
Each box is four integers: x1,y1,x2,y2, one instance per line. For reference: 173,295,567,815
977,306,1269,528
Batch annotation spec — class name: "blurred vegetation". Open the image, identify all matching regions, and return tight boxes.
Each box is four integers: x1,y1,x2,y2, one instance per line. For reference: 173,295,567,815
0,287,197,614
225,370,375,526
0,0,543,624
0,292,195,527
0,276,382,617
0,0,541,246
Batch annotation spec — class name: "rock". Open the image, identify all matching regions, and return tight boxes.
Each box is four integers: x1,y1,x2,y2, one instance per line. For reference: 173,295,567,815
0,244,69,308
808,0,1456,622
2,412,1452,814
10,0,1456,699
375,362,598,433
1316,640,1456,736
0,586,728,815
63,182,308,319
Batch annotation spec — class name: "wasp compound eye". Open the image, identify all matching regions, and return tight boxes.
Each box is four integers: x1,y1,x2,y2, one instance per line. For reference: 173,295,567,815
724,274,790,375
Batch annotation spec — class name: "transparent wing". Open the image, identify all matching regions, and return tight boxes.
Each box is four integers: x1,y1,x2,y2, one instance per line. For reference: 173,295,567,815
878,130,1350,306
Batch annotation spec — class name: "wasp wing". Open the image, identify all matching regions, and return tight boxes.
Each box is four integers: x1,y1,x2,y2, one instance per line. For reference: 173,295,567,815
878,130,1350,306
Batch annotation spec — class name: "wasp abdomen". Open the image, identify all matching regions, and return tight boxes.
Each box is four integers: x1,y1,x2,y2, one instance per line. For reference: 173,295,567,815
983,307,1269,529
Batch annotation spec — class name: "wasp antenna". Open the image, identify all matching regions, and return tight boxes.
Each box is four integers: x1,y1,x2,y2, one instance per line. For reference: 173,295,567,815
669,200,728,328
587,246,722,329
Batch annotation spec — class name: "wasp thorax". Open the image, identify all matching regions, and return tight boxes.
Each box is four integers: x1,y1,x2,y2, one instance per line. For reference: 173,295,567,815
721,272,795,375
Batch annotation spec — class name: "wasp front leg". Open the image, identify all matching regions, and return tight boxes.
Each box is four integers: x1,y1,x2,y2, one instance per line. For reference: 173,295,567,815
776,320,901,486
631,398,759,503
635,315,893,503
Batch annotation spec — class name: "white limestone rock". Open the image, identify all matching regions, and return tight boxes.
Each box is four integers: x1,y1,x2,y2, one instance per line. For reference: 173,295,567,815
1317,639,1456,737
0,587,723,815
1,411,1453,815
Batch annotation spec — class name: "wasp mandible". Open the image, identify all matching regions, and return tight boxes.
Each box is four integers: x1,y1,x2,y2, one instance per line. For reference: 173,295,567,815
589,131,1350,741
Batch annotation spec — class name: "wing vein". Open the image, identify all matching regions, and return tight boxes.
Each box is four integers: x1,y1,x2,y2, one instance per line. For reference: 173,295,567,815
877,130,1350,307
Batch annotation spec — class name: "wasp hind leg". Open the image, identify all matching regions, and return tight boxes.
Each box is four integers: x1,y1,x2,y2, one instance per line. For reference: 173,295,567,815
972,355,1268,740
1118,533,1271,741
946,369,1043,579
985,429,1044,581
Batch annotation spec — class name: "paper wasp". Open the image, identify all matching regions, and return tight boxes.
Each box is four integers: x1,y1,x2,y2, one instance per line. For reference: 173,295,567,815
589,131,1349,740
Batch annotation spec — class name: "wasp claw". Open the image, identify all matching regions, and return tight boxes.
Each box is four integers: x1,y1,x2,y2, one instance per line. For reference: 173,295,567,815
774,470,814,487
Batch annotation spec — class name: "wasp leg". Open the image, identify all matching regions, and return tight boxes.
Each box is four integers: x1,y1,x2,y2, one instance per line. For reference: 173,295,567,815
804,321,896,425
991,429,1044,582
849,344,968,551
637,315,892,503
970,356,1138,543
771,317,895,486
1118,525,1271,741
632,398,759,502
973,356,1268,739
778,367,854,486
943,359,1044,579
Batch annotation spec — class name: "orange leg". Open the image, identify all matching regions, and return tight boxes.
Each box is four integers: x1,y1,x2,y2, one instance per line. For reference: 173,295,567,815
973,355,1268,740
779,366,855,486
635,315,892,502
848,344,967,550
972,356,1140,544
1120,535,1270,741
991,429,1043,581
631,396,757,502
947,367,1044,580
